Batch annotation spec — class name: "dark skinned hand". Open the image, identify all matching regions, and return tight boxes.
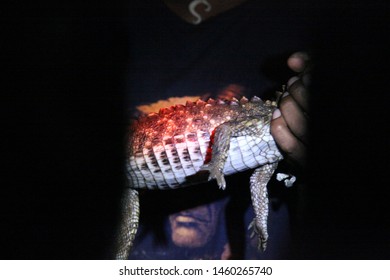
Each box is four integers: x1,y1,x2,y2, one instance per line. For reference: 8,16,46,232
271,52,310,170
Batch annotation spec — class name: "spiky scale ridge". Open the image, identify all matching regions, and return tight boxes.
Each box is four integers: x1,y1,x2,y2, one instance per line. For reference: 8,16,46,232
127,97,277,187
186,100,195,107
132,97,276,128
240,96,249,104
230,97,240,106
217,99,226,105
207,98,215,104
251,95,263,103
119,95,284,259
196,99,206,106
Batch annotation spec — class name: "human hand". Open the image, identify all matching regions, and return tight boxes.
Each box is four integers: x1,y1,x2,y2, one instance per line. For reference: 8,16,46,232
271,52,310,170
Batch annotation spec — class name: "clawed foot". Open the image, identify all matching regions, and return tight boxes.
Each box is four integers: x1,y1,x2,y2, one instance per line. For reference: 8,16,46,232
248,219,268,252
200,163,226,190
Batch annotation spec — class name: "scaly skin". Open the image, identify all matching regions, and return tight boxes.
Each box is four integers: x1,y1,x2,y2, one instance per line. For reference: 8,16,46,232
116,96,283,259
249,162,278,251
115,188,139,260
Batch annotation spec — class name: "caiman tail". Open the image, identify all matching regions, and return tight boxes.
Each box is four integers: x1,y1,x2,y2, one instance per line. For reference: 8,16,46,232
115,188,139,259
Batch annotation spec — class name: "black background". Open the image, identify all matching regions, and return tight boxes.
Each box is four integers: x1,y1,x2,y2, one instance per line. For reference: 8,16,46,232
2,1,389,259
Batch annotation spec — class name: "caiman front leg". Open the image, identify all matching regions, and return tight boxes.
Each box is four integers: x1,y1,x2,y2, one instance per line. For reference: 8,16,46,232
249,162,278,251
115,187,140,260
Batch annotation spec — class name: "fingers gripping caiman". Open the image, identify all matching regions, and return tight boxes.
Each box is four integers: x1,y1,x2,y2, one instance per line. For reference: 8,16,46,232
116,97,283,259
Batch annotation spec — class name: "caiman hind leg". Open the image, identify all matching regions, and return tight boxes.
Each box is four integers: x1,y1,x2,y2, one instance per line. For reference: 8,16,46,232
115,188,140,259
248,162,278,251
200,117,265,190
200,123,233,190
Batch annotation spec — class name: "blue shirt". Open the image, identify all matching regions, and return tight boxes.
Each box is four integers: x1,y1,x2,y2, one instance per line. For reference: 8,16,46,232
126,0,312,259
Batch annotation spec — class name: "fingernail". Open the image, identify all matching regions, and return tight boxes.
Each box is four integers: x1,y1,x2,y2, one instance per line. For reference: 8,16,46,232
282,91,289,98
272,108,281,119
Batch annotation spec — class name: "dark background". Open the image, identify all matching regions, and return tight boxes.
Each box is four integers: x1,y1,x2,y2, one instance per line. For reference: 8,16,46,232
302,1,389,259
2,2,129,259
2,1,389,259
